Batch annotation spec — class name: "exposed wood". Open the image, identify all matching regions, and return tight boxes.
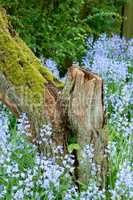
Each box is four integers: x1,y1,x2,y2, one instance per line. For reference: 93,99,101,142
0,74,19,116
62,66,108,186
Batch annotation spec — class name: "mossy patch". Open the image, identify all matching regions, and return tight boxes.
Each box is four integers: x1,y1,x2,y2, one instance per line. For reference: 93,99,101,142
0,8,64,109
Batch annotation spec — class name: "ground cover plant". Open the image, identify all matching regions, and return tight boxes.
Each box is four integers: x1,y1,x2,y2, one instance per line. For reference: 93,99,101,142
0,34,132,199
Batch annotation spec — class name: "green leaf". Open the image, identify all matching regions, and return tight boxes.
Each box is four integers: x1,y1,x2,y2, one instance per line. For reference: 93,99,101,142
68,143,81,153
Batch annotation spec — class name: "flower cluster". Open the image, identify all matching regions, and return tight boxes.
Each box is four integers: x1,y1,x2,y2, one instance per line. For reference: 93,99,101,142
83,34,133,200
83,34,132,138
0,104,107,199
83,34,132,82
110,161,133,200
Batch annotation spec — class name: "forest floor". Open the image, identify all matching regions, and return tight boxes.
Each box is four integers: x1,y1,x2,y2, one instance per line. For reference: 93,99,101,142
0,34,132,200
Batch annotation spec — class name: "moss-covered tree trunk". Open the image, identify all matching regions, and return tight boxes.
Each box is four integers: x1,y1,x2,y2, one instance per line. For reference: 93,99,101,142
0,8,108,187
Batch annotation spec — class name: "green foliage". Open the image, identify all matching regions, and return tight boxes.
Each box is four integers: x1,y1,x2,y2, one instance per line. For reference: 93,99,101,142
0,0,127,75
81,0,123,34
68,143,81,153
107,125,133,188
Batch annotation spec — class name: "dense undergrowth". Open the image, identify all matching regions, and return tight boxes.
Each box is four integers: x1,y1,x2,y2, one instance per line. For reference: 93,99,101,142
0,35,132,199
0,0,126,76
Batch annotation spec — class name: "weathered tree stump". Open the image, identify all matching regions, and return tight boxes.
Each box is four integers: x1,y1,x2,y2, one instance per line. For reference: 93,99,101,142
62,67,108,186
0,7,108,187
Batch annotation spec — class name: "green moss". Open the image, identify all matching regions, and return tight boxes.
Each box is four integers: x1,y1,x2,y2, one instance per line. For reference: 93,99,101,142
0,8,64,109
53,77,64,89
0,7,9,31
39,66,64,89
14,37,64,89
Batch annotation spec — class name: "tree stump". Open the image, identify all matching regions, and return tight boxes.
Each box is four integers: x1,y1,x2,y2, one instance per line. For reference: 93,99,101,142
62,67,108,186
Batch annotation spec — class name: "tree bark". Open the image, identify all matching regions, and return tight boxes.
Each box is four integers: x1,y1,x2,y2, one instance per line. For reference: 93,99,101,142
0,8,108,187
62,67,107,186
122,0,133,38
